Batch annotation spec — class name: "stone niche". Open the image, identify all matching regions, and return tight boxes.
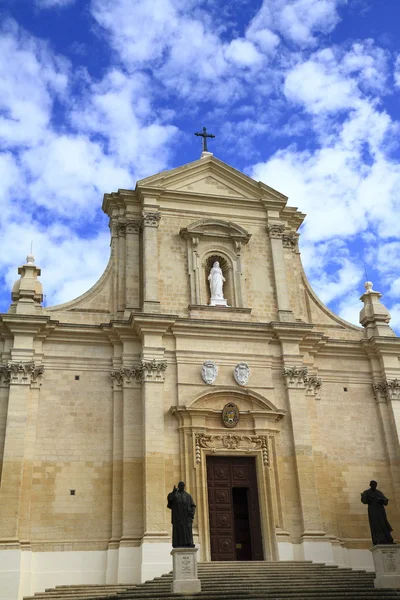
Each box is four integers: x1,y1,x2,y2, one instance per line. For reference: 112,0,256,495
180,219,251,308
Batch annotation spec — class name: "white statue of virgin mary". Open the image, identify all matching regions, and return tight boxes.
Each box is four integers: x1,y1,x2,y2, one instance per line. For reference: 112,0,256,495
208,261,228,306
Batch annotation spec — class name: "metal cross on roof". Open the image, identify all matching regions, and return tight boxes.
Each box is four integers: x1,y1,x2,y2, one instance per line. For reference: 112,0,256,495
194,127,215,153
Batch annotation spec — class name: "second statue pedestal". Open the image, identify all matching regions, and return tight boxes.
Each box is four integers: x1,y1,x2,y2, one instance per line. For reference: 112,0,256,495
171,547,201,594
371,545,400,589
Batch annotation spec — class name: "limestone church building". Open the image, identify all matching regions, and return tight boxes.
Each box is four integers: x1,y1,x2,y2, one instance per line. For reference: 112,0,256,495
1,152,399,600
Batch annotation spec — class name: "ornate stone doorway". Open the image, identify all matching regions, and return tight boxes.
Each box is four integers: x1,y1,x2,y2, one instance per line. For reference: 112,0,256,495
207,456,263,561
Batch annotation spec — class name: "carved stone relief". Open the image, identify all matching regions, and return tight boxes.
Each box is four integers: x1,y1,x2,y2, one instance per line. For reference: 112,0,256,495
195,433,269,466
234,363,250,386
201,361,218,385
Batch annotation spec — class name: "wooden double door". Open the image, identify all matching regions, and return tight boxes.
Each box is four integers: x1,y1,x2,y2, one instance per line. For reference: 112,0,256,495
207,456,264,561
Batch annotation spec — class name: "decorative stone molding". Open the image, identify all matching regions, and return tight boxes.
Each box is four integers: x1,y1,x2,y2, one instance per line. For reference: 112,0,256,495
141,212,161,228
201,360,218,385
110,366,139,386
267,224,285,239
126,219,141,234
140,359,167,382
373,379,400,403
195,433,269,466
3,361,44,385
282,366,308,388
282,232,299,251
233,363,250,386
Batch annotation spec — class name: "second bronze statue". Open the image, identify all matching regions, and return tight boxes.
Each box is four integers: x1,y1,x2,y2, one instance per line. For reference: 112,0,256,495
167,481,196,548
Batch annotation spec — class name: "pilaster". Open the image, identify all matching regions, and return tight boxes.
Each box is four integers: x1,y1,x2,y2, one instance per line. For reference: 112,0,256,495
125,220,141,315
134,317,175,551
282,366,325,538
141,210,161,313
267,223,294,322
0,316,52,548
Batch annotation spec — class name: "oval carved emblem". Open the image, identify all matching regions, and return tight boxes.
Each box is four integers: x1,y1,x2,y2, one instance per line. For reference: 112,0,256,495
222,402,239,429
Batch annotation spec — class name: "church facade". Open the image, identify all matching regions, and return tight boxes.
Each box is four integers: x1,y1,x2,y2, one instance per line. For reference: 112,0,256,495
1,153,400,599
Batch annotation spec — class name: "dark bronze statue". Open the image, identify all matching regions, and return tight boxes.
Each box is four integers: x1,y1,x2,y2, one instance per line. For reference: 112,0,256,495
167,481,196,548
361,480,394,545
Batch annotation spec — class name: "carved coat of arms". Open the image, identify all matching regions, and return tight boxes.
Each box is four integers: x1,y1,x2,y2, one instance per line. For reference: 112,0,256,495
201,360,218,385
222,402,239,428
234,362,250,386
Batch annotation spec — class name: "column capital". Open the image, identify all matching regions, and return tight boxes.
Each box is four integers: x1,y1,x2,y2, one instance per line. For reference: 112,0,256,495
110,366,140,387
139,359,167,383
116,222,127,237
282,232,299,252
126,219,141,234
267,224,285,239
373,378,400,403
282,365,308,389
1,361,44,385
141,212,161,228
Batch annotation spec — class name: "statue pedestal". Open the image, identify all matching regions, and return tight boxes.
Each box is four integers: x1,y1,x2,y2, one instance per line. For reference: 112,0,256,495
171,547,201,594
371,545,400,588
209,297,228,307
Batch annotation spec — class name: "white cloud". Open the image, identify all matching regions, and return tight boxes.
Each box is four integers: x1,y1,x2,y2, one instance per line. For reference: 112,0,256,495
395,55,400,88
90,0,271,102
247,0,344,48
284,57,358,114
35,0,76,7
225,39,263,67
0,219,110,307
70,69,179,178
0,19,69,148
0,20,180,308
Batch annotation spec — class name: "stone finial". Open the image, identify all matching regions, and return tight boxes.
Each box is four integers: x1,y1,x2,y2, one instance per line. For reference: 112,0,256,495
359,281,395,338
9,255,43,315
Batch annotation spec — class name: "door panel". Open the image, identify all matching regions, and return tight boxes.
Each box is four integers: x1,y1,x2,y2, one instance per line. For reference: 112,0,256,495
207,456,264,561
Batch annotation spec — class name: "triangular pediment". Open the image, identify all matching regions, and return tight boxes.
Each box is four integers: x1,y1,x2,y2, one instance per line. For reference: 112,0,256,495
137,154,287,203
172,174,247,197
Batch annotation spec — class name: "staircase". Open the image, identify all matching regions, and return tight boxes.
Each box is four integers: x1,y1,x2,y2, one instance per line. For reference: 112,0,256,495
24,561,400,600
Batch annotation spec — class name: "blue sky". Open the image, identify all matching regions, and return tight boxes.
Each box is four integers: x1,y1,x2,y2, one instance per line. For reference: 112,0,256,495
1,0,400,331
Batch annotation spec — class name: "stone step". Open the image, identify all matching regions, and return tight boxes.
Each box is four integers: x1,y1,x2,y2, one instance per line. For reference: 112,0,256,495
24,561,400,600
